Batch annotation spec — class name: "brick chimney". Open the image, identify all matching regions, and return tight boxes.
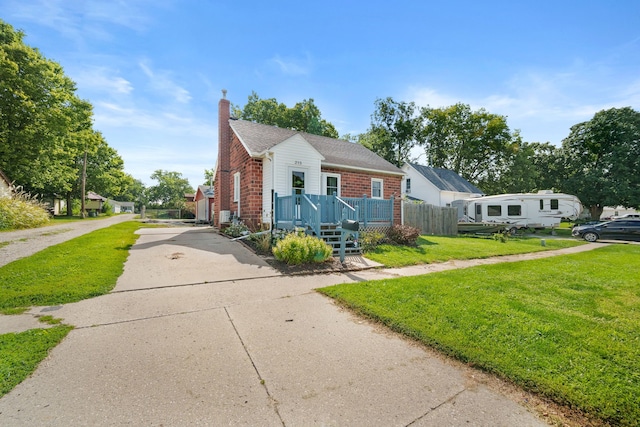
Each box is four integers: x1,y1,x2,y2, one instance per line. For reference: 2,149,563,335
214,90,231,226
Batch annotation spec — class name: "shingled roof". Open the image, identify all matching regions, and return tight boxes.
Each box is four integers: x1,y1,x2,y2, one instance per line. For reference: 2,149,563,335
409,163,483,194
229,120,403,175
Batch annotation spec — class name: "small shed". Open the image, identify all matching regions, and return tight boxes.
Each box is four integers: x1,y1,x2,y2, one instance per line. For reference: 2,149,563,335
195,185,214,223
86,191,106,213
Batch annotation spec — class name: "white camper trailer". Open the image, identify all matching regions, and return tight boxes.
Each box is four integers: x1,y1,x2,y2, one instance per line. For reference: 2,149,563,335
452,191,582,232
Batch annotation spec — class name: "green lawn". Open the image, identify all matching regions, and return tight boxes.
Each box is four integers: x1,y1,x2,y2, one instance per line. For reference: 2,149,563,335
0,326,73,396
0,221,144,398
320,244,640,426
364,235,585,267
0,221,143,312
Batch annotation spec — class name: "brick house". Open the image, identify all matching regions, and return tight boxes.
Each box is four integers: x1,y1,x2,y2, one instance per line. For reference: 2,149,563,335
213,92,404,232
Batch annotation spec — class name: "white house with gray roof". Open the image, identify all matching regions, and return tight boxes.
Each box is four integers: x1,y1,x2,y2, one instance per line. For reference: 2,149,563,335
402,163,484,207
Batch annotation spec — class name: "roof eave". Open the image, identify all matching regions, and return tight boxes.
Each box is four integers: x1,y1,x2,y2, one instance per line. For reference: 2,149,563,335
321,162,405,176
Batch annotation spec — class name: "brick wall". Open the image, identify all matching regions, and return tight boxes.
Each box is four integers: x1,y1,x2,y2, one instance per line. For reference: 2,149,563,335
321,167,402,225
213,96,230,227
229,133,263,230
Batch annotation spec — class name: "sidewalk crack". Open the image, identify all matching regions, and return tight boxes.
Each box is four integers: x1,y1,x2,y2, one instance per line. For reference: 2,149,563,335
405,387,466,426
224,306,286,426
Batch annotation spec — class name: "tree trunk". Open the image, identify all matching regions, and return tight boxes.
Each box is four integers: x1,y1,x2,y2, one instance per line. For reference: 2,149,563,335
589,205,603,220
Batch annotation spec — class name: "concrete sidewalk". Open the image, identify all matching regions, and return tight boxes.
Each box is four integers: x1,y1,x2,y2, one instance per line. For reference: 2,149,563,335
0,227,553,425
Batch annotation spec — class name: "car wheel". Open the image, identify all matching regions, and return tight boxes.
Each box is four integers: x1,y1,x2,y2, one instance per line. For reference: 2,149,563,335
583,232,598,242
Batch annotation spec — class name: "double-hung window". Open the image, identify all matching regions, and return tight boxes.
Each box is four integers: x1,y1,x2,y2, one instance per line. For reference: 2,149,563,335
371,178,383,199
322,173,340,196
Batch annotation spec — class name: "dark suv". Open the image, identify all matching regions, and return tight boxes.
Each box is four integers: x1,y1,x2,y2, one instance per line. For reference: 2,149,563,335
572,219,640,242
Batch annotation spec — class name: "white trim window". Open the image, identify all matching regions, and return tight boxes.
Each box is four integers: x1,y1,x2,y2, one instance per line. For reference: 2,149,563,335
371,178,383,199
322,173,341,196
233,172,240,202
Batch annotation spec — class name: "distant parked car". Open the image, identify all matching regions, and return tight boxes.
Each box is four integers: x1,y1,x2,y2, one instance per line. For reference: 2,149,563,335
572,219,640,242
612,213,640,219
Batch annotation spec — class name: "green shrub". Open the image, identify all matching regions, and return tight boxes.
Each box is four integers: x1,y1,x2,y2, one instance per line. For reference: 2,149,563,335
101,201,113,216
359,231,386,252
272,233,333,265
249,230,272,254
0,190,50,230
493,231,509,243
223,220,249,237
387,224,420,246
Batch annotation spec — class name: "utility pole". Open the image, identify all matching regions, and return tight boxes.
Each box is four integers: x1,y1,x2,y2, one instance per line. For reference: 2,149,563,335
81,150,87,218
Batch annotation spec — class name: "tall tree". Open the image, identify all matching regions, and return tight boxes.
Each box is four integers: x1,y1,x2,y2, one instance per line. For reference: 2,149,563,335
203,168,215,186
486,142,563,194
0,20,92,195
560,107,640,219
117,178,147,211
232,91,338,138
147,170,194,209
360,97,421,167
419,103,518,186
84,133,132,199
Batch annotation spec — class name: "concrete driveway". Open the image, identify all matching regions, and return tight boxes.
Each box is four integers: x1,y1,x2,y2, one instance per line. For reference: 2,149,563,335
0,226,547,426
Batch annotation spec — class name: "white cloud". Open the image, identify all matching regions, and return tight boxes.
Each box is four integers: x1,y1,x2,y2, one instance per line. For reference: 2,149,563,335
139,61,192,104
74,67,133,95
270,54,312,76
408,87,461,109
404,61,640,145
6,0,155,36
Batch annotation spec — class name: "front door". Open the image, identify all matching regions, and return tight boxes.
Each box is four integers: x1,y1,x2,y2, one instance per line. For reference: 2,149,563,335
291,170,306,221
292,170,305,196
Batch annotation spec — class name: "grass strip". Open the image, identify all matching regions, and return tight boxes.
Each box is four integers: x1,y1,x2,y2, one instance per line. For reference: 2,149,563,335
319,244,640,426
365,235,585,267
0,221,142,312
0,326,73,396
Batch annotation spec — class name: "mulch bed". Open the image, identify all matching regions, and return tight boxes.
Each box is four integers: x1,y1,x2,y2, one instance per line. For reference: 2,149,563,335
239,237,359,275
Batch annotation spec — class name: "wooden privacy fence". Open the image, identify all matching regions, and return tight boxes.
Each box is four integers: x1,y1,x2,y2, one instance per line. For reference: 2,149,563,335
403,202,458,236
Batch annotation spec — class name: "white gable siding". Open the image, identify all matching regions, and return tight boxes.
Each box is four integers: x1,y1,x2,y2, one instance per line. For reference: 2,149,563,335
403,165,442,205
402,164,481,207
271,135,323,196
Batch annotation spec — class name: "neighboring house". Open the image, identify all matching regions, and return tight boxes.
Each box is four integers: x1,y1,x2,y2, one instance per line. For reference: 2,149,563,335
213,92,404,232
401,163,484,207
0,170,13,198
107,199,135,214
41,196,67,215
195,185,214,223
86,191,106,213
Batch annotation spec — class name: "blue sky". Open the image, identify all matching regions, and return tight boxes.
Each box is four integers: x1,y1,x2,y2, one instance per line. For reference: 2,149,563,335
3,0,639,188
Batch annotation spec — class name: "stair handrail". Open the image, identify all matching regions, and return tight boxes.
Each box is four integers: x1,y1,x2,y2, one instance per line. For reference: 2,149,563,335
300,193,321,237
335,195,356,222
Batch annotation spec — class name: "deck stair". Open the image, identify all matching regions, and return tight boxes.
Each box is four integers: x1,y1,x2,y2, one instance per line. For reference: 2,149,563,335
317,224,361,256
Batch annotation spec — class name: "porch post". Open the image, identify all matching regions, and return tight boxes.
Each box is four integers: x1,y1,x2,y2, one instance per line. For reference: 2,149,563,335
273,192,278,229
390,195,395,225
315,202,321,237
292,189,297,226
362,194,368,228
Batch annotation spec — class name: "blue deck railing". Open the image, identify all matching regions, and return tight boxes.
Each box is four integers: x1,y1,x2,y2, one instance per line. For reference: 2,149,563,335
274,192,394,232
